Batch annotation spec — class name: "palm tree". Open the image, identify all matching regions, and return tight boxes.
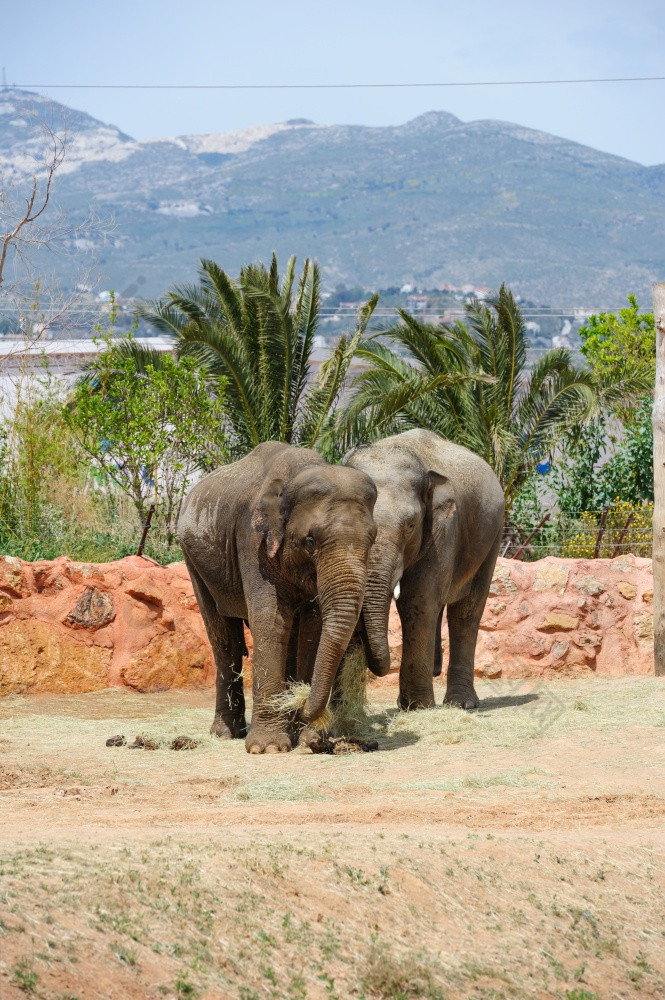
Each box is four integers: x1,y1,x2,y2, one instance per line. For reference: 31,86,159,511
127,254,378,458
339,285,600,513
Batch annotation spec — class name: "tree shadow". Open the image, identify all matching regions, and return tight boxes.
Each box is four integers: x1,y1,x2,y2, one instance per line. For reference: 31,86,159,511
477,693,540,712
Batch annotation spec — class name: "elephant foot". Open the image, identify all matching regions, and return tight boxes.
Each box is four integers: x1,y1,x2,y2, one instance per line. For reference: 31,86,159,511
443,686,480,710
245,723,292,754
397,691,436,711
210,714,247,739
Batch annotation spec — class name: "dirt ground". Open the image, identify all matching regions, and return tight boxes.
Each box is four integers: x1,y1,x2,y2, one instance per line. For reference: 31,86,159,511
0,676,664,1000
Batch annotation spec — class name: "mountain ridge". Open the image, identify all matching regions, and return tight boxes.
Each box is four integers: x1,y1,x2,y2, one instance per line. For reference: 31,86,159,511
1,89,663,307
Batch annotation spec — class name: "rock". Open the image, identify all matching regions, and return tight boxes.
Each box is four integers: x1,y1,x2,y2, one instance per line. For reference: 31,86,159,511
574,632,602,650
617,582,637,600
529,634,549,657
120,628,210,692
634,612,654,643
180,594,200,611
538,612,579,632
551,639,570,661
0,620,111,695
642,590,653,604
0,594,13,613
574,575,606,597
475,660,502,678
33,559,72,593
125,575,164,606
71,563,106,583
0,556,27,597
489,565,517,595
610,554,636,572
65,587,115,629
534,562,569,594
572,632,601,664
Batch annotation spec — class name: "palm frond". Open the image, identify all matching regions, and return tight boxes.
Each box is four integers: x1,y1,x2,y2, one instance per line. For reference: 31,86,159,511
342,291,599,506
137,254,352,457
299,294,378,449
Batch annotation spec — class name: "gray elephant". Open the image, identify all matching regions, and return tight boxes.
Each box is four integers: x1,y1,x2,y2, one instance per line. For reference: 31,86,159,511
177,441,377,753
344,429,504,710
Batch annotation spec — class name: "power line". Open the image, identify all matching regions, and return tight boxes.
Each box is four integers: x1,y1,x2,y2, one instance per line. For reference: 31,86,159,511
5,76,665,91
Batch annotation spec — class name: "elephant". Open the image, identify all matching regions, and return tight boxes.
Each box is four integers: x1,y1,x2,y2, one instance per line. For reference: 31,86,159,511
344,429,504,710
177,441,377,753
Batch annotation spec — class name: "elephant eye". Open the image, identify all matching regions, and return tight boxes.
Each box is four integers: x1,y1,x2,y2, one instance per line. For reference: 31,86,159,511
303,535,315,550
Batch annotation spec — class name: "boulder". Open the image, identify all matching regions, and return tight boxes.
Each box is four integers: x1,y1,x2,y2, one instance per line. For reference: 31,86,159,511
0,619,111,695
121,628,210,692
534,561,569,594
538,612,579,632
573,575,606,597
65,587,115,629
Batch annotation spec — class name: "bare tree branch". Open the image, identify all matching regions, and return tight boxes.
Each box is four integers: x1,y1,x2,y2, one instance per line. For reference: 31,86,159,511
0,111,88,291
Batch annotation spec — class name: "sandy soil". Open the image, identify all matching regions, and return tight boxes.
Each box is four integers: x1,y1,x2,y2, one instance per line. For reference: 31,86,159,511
0,676,664,1000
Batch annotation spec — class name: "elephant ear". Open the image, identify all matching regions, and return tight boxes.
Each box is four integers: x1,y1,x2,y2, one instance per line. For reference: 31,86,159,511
427,470,457,519
422,471,457,547
251,477,286,559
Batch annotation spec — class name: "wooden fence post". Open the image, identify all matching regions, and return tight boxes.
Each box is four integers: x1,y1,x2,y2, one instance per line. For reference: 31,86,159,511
652,283,665,676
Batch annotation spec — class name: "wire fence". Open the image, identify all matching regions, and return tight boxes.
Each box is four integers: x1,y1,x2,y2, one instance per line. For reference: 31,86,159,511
502,503,653,561
0,465,654,568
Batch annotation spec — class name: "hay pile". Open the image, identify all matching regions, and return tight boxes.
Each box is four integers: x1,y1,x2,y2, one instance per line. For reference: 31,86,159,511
272,642,372,739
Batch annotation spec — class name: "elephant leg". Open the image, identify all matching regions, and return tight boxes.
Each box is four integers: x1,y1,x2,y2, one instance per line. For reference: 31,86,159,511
186,562,247,738
285,610,301,684
245,601,295,754
211,617,247,737
297,602,322,683
432,608,444,677
444,532,501,709
396,584,439,710
296,603,330,749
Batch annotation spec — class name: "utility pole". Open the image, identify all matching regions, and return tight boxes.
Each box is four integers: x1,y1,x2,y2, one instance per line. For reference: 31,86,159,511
651,282,665,676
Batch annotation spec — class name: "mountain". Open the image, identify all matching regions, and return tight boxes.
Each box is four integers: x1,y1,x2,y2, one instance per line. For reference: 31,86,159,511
1,89,663,308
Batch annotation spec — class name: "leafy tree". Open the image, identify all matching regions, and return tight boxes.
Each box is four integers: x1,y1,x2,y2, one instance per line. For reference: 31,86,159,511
579,295,654,423
340,285,596,512
134,254,377,458
0,363,87,547
550,397,654,514
67,350,227,542
546,296,655,515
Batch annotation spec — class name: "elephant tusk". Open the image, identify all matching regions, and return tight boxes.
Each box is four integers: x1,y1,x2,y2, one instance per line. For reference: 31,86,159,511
393,582,401,601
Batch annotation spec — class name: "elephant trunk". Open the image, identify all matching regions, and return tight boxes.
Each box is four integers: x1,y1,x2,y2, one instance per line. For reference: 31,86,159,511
301,548,367,724
362,542,400,677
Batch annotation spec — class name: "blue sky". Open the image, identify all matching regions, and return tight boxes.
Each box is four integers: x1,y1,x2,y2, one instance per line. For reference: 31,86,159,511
3,0,664,164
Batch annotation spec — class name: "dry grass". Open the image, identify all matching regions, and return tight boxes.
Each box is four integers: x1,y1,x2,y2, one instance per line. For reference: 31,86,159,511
1,678,665,998
331,644,372,738
271,682,334,732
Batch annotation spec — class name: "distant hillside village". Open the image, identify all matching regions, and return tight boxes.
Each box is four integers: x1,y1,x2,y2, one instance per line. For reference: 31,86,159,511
0,280,594,357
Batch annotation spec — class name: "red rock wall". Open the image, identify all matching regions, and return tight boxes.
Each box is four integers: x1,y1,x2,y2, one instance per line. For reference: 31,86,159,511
0,553,655,696
0,555,215,696
386,553,654,680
